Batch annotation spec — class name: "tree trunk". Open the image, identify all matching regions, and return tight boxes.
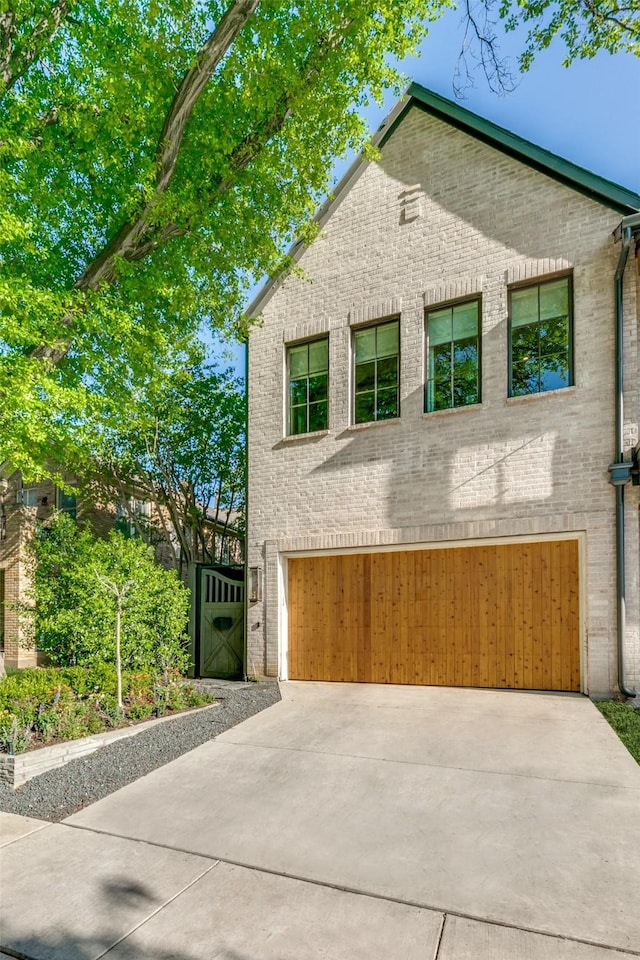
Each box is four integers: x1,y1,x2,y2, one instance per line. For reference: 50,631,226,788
115,601,123,711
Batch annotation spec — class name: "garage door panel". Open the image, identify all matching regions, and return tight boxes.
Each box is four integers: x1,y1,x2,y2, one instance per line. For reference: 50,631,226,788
550,540,563,690
288,541,580,691
566,542,581,692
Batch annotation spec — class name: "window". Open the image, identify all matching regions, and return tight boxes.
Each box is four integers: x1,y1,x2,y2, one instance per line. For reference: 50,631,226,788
55,487,77,520
287,337,329,436
426,300,480,412
21,487,39,507
509,276,573,396
116,499,150,538
354,319,399,424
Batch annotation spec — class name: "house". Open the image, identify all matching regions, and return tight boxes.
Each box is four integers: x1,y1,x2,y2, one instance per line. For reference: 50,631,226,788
0,472,83,668
0,468,244,669
245,83,640,698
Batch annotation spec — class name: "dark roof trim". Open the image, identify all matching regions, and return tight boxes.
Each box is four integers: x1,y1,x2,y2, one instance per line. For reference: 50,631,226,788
246,84,640,319
402,83,640,215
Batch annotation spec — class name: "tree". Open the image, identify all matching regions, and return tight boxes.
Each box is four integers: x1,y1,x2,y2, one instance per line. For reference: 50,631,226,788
456,0,640,95
73,349,246,575
94,574,134,712
0,0,443,476
3,0,637,479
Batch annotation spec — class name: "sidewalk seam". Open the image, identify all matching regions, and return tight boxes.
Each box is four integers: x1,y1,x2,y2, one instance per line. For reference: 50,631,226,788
433,913,447,960
93,860,221,960
63,821,640,958
0,822,51,849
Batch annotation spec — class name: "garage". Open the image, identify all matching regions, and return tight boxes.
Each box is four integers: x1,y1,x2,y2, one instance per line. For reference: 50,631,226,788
287,539,580,691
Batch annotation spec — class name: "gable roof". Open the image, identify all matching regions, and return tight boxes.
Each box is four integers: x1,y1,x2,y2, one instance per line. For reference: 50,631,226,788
247,82,640,319
401,84,640,214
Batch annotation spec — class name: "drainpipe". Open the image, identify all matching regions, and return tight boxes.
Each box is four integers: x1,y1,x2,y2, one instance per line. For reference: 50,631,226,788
608,212,640,699
243,336,249,682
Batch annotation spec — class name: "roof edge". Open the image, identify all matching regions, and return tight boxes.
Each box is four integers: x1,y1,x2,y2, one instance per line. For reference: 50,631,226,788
404,82,640,215
246,84,640,320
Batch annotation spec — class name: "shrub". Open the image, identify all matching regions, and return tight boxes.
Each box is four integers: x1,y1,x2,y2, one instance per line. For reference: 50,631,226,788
24,514,190,673
0,714,34,754
0,667,214,752
0,669,74,710
127,701,154,721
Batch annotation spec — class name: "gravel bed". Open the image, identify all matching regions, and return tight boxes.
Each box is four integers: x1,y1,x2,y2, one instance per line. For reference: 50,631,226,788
0,682,280,823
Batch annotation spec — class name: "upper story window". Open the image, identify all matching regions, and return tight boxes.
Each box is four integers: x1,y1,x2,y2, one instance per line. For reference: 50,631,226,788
509,276,573,396
55,487,77,520
354,318,399,424
426,299,480,412
287,337,329,436
116,498,150,538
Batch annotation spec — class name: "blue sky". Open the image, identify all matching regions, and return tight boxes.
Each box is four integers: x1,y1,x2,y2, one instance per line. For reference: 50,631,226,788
214,10,640,375
383,9,640,192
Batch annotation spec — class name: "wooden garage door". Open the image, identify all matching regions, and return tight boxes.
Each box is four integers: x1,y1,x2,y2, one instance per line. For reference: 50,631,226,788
287,541,580,691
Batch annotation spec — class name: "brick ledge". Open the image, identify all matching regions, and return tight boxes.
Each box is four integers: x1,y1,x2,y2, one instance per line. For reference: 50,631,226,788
0,704,216,790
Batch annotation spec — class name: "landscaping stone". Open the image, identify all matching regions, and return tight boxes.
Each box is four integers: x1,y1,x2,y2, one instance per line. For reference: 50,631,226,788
0,704,214,788
0,681,280,822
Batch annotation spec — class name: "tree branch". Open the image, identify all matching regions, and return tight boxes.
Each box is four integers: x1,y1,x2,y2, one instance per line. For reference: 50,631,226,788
455,0,516,98
31,7,355,367
579,0,640,37
70,0,260,293
1,1,75,95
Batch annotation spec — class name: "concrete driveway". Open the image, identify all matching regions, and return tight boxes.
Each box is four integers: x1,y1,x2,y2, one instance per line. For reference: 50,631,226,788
2,682,640,959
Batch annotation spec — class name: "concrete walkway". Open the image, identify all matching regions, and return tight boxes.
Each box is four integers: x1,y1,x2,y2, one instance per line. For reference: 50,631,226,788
2,682,640,959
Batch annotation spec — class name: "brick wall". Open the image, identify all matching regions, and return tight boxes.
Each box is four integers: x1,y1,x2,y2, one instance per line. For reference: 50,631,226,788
247,106,640,697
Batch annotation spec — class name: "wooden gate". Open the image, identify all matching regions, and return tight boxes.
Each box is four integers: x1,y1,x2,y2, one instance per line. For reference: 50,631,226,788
198,566,245,679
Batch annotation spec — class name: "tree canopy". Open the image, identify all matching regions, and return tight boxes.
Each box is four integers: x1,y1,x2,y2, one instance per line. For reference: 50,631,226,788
0,0,445,474
1,0,638,478
76,348,246,573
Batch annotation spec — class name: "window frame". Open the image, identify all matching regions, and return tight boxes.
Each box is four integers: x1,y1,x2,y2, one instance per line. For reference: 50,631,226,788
55,486,77,520
20,486,40,507
116,498,150,538
286,335,330,437
424,296,482,414
352,316,401,425
508,273,574,398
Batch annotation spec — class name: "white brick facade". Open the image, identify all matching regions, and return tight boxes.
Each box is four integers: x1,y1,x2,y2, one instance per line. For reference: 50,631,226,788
247,100,640,697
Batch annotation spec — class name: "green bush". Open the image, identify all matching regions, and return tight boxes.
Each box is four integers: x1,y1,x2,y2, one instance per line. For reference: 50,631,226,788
0,667,214,752
23,514,190,673
0,714,34,754
127,701,155,721
0,668,74,709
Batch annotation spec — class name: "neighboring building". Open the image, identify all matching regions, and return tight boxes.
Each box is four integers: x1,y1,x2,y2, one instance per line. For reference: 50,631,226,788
0,470,243,668
0,472,84,667
246,84,640,697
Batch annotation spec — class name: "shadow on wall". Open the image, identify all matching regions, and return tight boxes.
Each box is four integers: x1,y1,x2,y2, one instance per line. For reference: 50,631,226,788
311,383,570,533
378,107,606,264
302,109,617,533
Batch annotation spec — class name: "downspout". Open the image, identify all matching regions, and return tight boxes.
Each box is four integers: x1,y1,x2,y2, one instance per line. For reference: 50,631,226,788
609,212,640,698
243,336,249,682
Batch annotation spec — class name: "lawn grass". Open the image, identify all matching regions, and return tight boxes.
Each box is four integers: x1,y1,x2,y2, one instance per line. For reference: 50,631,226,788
596,701,640,765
